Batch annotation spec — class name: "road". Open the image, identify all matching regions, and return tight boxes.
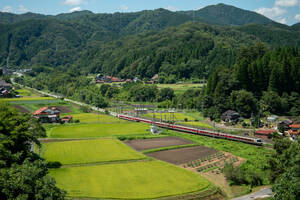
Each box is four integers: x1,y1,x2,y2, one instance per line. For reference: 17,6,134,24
232,188,273,200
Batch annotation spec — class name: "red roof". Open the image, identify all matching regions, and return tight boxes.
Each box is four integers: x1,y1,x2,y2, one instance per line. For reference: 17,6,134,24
33,107,48,115
290,124,300,129
255,129,275,135
33,107,59,115
288,129,300,135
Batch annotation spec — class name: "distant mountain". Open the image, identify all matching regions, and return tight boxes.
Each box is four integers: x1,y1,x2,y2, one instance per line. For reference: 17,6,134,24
0,4,299,70
291,23,300,31
0,12,47,24
182,3,274,26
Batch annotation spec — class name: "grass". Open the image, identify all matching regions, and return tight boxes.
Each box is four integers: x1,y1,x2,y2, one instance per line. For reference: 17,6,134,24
180,121,214,129
48,123,150,138
0,97,55,101
41,139,145,165
143,112,195,121
50,161,211,199
64,113,124,124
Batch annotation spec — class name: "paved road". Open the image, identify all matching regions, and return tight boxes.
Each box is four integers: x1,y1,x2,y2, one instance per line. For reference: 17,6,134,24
232,188,273,200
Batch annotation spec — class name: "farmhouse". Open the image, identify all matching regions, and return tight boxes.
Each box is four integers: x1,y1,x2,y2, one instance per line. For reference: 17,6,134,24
255,129,275,139
277,119,293,131
288,124,300,140
33,106,61,123
221,110,240,123
0,79,12,98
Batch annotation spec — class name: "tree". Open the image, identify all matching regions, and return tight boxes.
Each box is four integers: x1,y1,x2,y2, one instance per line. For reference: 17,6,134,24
157,88,175,102
269,138,300,200
0,160,65,200
259,91,282,115
0,102,65,199
230,90,257,118
0,102,45,167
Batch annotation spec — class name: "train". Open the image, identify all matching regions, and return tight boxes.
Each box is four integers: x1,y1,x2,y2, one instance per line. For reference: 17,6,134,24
118,114,263,145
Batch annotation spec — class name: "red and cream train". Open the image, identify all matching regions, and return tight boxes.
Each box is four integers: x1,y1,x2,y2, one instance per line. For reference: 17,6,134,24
118,114,263,145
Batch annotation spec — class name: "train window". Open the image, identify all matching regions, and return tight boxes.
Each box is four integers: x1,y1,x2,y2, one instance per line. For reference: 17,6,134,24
256,139,262,143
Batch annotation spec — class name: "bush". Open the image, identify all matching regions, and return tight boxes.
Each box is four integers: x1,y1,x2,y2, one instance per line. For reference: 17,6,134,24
47,161,62,168
80,106,91,113
184,118,188,122
74,119,80,123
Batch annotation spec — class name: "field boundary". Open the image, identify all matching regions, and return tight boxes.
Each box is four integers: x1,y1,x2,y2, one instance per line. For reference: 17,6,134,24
60,157,152,168
142,144,199,154
66,185,220,200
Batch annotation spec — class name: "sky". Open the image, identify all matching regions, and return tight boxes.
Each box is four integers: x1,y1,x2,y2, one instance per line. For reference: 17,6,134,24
0,0,299,25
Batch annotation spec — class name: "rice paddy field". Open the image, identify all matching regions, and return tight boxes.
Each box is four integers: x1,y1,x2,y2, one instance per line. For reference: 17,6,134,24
157,83,204,94
66,113,124,124
50,161,211,199
41,139,145,165
180,121,214,129
142,112,195,121
15,88,37,96
48,123,150,138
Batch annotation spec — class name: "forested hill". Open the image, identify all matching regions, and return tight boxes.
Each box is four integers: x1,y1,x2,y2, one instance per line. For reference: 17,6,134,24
0,3,300,74
181,3,274,26
78,22,259,79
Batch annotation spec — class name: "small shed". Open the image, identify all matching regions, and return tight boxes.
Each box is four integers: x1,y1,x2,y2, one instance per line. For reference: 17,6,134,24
267,115,278,122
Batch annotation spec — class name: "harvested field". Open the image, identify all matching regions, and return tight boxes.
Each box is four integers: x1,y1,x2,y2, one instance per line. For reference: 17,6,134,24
13,105,30,113
124,136,194,151
146,146,218,165
55,106,72,113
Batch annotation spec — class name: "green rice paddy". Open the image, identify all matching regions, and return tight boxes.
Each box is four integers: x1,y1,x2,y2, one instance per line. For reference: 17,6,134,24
50,161,211,199
143,112,195,121
180,121,214,129
48,123,150,138
42,139,145,165
66,113,124,124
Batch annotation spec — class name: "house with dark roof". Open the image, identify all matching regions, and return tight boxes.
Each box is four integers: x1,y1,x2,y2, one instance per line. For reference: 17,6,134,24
33,107,60,123
0,79,12,98
221,110,240,123
277,119,293,131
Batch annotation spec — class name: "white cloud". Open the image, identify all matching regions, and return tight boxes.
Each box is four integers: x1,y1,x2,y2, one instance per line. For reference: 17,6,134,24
18,5,29,13
120,5,129,11
277,18,287,24
69,7,81,12
295,14,300,20
164,6,178,12
255,7,286,18
63,0,84,6
1,6,13,13
275,0,299,7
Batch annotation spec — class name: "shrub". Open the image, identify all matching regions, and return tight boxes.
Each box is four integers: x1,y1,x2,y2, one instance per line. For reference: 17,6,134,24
47,161,62,168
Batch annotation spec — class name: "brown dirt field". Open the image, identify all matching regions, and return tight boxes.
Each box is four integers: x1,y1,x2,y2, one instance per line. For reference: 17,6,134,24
146,146,218,165
124,136,194,151
13,105,30,113
55,106,72,113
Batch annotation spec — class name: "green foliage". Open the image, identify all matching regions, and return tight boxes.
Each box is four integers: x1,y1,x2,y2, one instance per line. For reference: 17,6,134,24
0,160,65,200
269,139,300,200
0,103,65,199
0,102,45,167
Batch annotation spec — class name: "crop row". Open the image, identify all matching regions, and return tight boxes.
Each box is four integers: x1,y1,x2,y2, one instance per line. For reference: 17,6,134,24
184,152,225,168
